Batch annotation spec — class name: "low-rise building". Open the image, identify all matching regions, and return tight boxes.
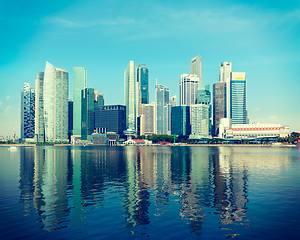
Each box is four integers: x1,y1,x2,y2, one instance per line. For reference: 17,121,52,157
92,133,119,145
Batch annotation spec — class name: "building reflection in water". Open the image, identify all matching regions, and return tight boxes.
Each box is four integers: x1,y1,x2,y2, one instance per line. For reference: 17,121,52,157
18,146,252,236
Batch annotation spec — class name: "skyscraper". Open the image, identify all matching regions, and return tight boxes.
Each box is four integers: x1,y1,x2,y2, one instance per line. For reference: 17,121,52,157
190,55,203,87
144,102,156,135
81,88,96,140
21,83,35,140
137,64,149,105
219,62,232,118
156,84,169,134
179,74,199,106
190,104,210,139
68,100,73,141
213,82,226,136
43,61,69,142
35,72,44,142
73,67,87,137
124,61,138,130
230,72,246,124
196,85,212,136
171,106,191,136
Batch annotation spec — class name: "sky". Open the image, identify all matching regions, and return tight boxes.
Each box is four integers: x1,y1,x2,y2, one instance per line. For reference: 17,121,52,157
0,0,299,137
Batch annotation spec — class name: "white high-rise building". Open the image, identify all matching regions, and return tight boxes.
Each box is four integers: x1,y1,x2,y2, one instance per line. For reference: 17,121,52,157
124,61,138,130
145,102,156,135
156,84,169,135
190,55,202,87
179,74,199,106
189,104,210,139
43,61,69,142
219,62,232,118
35,72,44,142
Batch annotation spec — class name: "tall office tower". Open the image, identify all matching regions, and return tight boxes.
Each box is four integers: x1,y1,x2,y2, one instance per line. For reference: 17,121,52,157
190,104,210,138
97,93,105,106
43,61,69,142
35,72,44,142
190,55,203,87
81,88,95,140
21,83,35,140
213,82,226,136
171,106,191,136
156,84,169,134
230,72,246,124
124,61,138,130
197,85,212,135
179,74,199,106
68,100,73,141
137,64,149,105
95,105,126,135
144,102,156,135
219,62,232,118
73,67,87,137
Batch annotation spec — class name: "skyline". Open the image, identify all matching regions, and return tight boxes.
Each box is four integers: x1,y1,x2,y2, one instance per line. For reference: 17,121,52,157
1,0,300,136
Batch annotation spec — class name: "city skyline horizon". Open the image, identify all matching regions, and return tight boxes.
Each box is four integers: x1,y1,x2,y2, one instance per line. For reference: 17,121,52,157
1,0,299,136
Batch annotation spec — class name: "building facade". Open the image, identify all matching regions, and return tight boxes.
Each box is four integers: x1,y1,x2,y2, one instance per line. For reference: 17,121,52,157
171,106,191,136
35,72,44,142
137,64,149,105
81,88,96,140
213,82,226,136
68,100,73,141
43,61,69,142
190,55,202,87
124,61,138,130
156,84,169,134
21,83,35,140
95,105,126,135
179,74,199,106
73,67,87,137
219,62,232,118
230,72,246,124
189,104,210,139
144,102,156,135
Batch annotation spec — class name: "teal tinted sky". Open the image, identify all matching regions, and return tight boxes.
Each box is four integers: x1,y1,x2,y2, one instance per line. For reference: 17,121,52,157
0,0,299,137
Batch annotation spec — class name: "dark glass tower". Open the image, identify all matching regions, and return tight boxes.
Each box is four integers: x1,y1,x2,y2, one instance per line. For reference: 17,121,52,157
21,83,35,140
137,64,149,104
213,82,226,136
171,106,191,136
81,88,95,140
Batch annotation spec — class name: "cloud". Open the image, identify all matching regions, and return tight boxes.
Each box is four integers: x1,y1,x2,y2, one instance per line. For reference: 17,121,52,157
6,95,11,100
0,101,3,107
269,115,279,120
253,107,260,112
5,106,12,112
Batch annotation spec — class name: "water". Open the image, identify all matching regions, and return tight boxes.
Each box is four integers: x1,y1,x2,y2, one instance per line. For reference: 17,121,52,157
0,146,299,240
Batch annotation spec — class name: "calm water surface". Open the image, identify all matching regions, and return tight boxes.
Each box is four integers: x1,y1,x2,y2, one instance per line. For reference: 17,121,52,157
0,146,299,240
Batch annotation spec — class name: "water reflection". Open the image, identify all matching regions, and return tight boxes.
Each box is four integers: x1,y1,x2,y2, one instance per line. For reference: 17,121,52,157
18,146,254,237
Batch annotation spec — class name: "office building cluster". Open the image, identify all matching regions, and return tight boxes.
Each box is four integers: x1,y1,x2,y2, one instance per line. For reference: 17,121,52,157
20,55,289,143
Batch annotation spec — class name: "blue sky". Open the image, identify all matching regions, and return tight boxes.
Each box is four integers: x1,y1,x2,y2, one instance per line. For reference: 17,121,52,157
0,0,299,137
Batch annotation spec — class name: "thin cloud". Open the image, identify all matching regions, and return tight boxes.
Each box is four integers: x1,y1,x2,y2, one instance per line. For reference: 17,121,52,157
0,101,3,107
269,115,279,120
253,107,261,112
6,95,11,100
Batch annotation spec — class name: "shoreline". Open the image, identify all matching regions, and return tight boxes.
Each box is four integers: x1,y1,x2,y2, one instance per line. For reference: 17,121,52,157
0,143,298,148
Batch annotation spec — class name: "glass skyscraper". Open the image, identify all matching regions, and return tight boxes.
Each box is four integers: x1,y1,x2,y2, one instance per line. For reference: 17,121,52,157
43,61,69,142
230,72,246,124
35,72,44,142
156,84,169,134
219,62,232,118
137,64,149,105
213,82,226,136
73,67,87,136
171,106,191,136
21,83,35,140
190,55,203,87
124,61,138,130
81,88,95,140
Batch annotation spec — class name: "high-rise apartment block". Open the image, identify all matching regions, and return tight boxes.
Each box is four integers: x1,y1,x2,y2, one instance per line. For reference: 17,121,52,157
124,61,138,130
190,55,203,87
230,72,246,124
73,67,87,137
190,104,210,139
35,72,44,142
43,61,69,142
156,84,169,135
21,83,35,140
179,74,199,106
